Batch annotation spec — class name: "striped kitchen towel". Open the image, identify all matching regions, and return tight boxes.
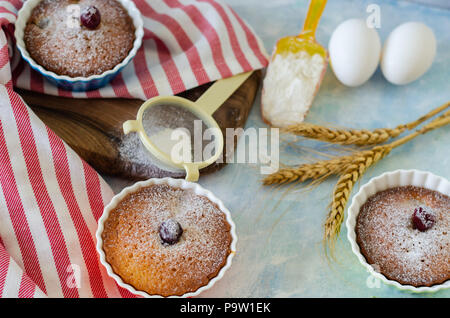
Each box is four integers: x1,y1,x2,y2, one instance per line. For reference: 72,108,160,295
0,64,134,298
0,0,267,298
5,0,268,99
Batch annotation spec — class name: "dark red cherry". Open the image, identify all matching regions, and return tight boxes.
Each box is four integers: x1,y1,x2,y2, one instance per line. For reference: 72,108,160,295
80,6,101,30
159,219,183,245
412,207,435,232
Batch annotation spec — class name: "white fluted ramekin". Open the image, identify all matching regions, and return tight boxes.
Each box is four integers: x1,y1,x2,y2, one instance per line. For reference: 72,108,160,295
346,169,450,293
96,178,238,298
14,0,143,91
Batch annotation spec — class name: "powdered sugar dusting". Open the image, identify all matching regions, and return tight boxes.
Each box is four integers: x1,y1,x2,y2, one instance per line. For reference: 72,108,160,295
118,104,213,173
24,0,135,77
118,132,186,179
85,5,97,15
102,184,232,296
356,186,450,287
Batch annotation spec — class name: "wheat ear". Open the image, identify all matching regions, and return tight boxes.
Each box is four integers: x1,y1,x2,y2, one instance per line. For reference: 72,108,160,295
264,105,450,186
324,146,391,250
263,155,354,185
283,101,450,145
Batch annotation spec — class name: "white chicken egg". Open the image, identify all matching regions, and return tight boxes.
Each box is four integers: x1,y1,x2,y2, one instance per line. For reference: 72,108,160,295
328,19,381,87
381,22,436,85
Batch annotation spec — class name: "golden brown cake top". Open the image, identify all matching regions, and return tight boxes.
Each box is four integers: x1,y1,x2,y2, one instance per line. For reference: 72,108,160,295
101,184,232,297
356,186,450,287
24,0,135,77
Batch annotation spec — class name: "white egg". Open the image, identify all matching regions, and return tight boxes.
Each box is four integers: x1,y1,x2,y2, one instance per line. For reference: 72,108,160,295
381,22,436,85
328,19,381,87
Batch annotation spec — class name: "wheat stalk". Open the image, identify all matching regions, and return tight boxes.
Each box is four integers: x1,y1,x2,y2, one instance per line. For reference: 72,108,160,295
324,146,391,251
263,104,450,186
283,101,450,145
263,155,354,185
263,148,387,186
324,115,450,252
283,124,404,145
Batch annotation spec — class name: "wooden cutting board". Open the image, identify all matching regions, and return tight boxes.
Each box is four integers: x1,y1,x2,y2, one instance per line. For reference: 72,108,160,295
18,70,261,180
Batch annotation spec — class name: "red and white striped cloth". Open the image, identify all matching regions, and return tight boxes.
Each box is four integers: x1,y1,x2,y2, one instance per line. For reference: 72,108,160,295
0,0,268,298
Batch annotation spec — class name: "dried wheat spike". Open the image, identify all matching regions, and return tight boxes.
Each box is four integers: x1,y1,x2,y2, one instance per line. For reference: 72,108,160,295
263,155,354,185
283,102,450,146
324,146,392,247
283,123,406,146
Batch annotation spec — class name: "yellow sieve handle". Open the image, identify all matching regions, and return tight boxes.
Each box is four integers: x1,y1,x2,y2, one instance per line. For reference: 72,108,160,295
195,71,253,116
123,120,142,134
183,163,200,182
298,0,327,40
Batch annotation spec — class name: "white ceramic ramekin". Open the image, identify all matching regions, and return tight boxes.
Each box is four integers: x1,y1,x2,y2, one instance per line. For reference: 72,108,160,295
346,169,450,293
14,0,144,91
96,178,238,298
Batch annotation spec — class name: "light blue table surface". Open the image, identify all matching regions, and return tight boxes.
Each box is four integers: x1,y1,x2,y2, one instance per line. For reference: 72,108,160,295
105,0,450,297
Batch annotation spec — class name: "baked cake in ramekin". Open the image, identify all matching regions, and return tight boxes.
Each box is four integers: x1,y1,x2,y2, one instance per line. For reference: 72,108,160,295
96,178,237,298
15,0,143,91
356,185,449,287
24,0,135,78
347,170,450,292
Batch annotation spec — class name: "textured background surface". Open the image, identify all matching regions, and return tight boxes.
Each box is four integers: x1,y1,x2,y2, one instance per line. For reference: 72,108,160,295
104,0,450,297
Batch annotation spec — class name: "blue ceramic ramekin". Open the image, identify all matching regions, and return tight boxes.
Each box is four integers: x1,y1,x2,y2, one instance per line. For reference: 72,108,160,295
14,0,143,92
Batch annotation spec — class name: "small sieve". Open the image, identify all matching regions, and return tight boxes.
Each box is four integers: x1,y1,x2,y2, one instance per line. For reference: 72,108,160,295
123,71,252,181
